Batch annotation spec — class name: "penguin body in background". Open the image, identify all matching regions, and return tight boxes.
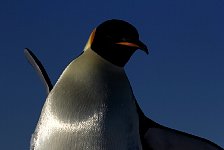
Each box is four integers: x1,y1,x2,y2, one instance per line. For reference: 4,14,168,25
25,19,224,150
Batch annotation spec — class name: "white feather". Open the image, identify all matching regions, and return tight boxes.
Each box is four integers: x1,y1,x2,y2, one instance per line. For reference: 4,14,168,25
31,49,142,150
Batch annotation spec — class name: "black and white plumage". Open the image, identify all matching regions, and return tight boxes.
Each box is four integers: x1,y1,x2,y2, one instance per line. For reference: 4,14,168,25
25,19,223,150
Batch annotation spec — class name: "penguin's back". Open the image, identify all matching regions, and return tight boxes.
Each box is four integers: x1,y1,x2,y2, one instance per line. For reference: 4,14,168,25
31,49,141,150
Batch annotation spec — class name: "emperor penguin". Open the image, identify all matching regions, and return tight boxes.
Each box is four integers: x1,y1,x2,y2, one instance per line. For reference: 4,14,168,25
30,19,148,150
25,19,223,150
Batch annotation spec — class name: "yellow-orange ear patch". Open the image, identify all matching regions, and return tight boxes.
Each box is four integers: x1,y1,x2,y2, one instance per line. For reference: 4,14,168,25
84,28,96,51
89,28,96,45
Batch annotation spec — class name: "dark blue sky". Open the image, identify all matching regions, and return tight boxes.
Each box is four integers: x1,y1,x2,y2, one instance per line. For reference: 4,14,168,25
1,0,224,149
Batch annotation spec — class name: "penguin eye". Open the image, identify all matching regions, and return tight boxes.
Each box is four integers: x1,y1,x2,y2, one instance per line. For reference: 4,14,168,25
121,38,126,41
105,35,114,40
104,35,118,43
105,35,128,43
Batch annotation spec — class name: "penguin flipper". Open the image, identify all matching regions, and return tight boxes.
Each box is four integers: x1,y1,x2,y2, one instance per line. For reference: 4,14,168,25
135,100,224,150
24,48,53,94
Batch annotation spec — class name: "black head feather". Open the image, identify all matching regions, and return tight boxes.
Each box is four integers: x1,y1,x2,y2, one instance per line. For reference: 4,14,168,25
91,19,148,67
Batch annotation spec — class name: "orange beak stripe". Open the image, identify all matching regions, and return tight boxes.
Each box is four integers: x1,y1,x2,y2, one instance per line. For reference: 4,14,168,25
116,42,140,48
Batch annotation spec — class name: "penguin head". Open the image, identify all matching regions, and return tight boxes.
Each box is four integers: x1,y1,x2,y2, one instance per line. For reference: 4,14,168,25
85,19,148,67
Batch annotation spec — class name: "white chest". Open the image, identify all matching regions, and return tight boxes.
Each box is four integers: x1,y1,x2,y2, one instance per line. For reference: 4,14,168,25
32,50,142,150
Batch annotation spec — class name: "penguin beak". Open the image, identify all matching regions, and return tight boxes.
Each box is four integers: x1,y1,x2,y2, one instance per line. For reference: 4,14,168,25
116,40,149,54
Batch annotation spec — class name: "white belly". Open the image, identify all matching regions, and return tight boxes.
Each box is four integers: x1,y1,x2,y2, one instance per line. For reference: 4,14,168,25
31,50,142,150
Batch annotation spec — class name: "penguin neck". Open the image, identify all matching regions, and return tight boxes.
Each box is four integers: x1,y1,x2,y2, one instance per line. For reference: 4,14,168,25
89,46,136,67
84,48,126,70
